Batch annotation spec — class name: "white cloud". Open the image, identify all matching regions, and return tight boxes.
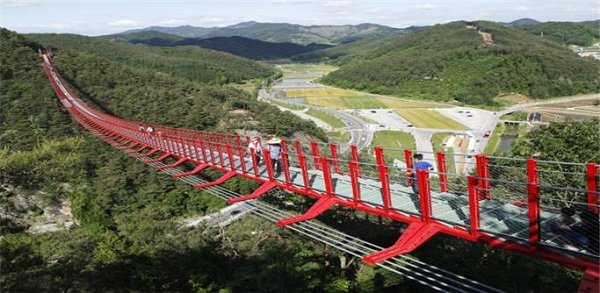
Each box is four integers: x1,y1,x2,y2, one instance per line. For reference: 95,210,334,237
515,6,532,12
324,1,351,7
3,0,41,8
410,4,435,10
107,19,143,28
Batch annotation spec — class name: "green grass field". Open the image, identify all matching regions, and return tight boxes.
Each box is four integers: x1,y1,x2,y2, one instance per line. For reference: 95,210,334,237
327,131,351,142
378,96,447,109
340,95,388,109
271,100,305,110
306,109,346,128
278,64,337,78
431,132,454,152
396,110,467,130
372,130,415,161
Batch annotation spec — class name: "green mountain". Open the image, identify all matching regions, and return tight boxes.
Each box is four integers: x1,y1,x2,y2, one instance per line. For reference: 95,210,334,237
515,20,600,46
317,21,600,105
29,33,276,85
102,30,185,46
121,24,219,38
127,34,332,60
119,21,402,45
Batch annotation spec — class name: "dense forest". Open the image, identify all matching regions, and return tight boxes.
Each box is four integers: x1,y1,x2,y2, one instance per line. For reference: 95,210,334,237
159,35,332,60
0,27,588,292
517,21,600,46
29,33,278,85
307,21,599,106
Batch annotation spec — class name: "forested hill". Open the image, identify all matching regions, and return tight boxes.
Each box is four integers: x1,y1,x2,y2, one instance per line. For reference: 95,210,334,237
515,20,600,46
316,21,600,106
124,34,333,60
29,33,277,85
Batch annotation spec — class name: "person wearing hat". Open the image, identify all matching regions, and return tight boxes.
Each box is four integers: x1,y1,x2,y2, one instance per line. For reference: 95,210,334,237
267,137,283,177
248,136,263,165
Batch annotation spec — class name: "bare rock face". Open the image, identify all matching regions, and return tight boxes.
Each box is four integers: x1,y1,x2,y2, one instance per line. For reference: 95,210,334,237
0,183,75,234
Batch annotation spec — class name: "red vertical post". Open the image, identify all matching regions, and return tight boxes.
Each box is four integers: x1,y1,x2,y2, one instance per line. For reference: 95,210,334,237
294,140,303,157
198,133,208,163
282,151,291,185
214,132,225,168
311,141,321,170
321,157,334,195
586,163,599,213
527,158,540,250
467,176,481,235
226,145,236,171
375,147,392,210
329,143,341,174
207,133,216,165
404,149,413,187
436,151,449,192
298,154,311,191
476,155,490,200
294,139,309,189
236,135,246,174
417,169,432,220
193,131,201,161
350,145,361,177
349,161,361,203
263,149,275,180
227,134,233,147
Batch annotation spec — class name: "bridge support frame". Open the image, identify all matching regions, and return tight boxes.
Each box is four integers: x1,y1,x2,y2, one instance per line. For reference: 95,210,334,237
227,181,277,204
277,196,339,228
363,222,440,265
195,171,236,189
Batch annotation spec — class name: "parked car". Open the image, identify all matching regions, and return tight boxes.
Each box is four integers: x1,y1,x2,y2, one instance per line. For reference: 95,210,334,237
483,130,491,138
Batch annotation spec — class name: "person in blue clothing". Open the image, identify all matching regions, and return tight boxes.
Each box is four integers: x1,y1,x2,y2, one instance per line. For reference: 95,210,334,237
411,153,434,195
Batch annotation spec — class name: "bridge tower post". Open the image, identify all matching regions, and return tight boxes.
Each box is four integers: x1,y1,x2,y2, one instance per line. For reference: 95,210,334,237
467,176,481,234
311,141,321,170
417,169,432,220
329,143,341,174
375,147,392,210
281,139,292,184
527,158,540,250
349,160,362,204
350,145,361,177
436,151,449,192
404,149,413,187
236,135,247,174
586,163,598,214
475,155,491,200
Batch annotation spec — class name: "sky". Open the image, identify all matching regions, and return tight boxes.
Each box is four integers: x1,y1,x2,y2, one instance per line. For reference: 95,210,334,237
1,0,598,36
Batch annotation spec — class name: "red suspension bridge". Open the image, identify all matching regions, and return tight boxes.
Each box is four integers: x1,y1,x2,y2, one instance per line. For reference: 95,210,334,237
40,52,599,292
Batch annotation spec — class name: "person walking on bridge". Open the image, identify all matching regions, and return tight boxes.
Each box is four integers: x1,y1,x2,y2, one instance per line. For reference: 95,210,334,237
248,136,263,165
267,137,283,177
411,153,434,195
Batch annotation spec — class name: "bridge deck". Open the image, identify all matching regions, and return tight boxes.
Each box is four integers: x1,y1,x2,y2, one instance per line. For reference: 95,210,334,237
152,142,597,261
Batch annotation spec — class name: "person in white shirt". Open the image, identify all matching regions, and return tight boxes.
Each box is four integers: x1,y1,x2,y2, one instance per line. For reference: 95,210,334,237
267,137,283,177
247,136,263,165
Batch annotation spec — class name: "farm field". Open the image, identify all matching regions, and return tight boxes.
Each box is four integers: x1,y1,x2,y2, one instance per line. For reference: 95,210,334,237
396,110,468,130
286,89,443,109
277,64,337,79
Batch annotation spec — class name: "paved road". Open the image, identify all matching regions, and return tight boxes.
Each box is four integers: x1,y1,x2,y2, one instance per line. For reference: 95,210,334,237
264,70,599,172
260,83,374,151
